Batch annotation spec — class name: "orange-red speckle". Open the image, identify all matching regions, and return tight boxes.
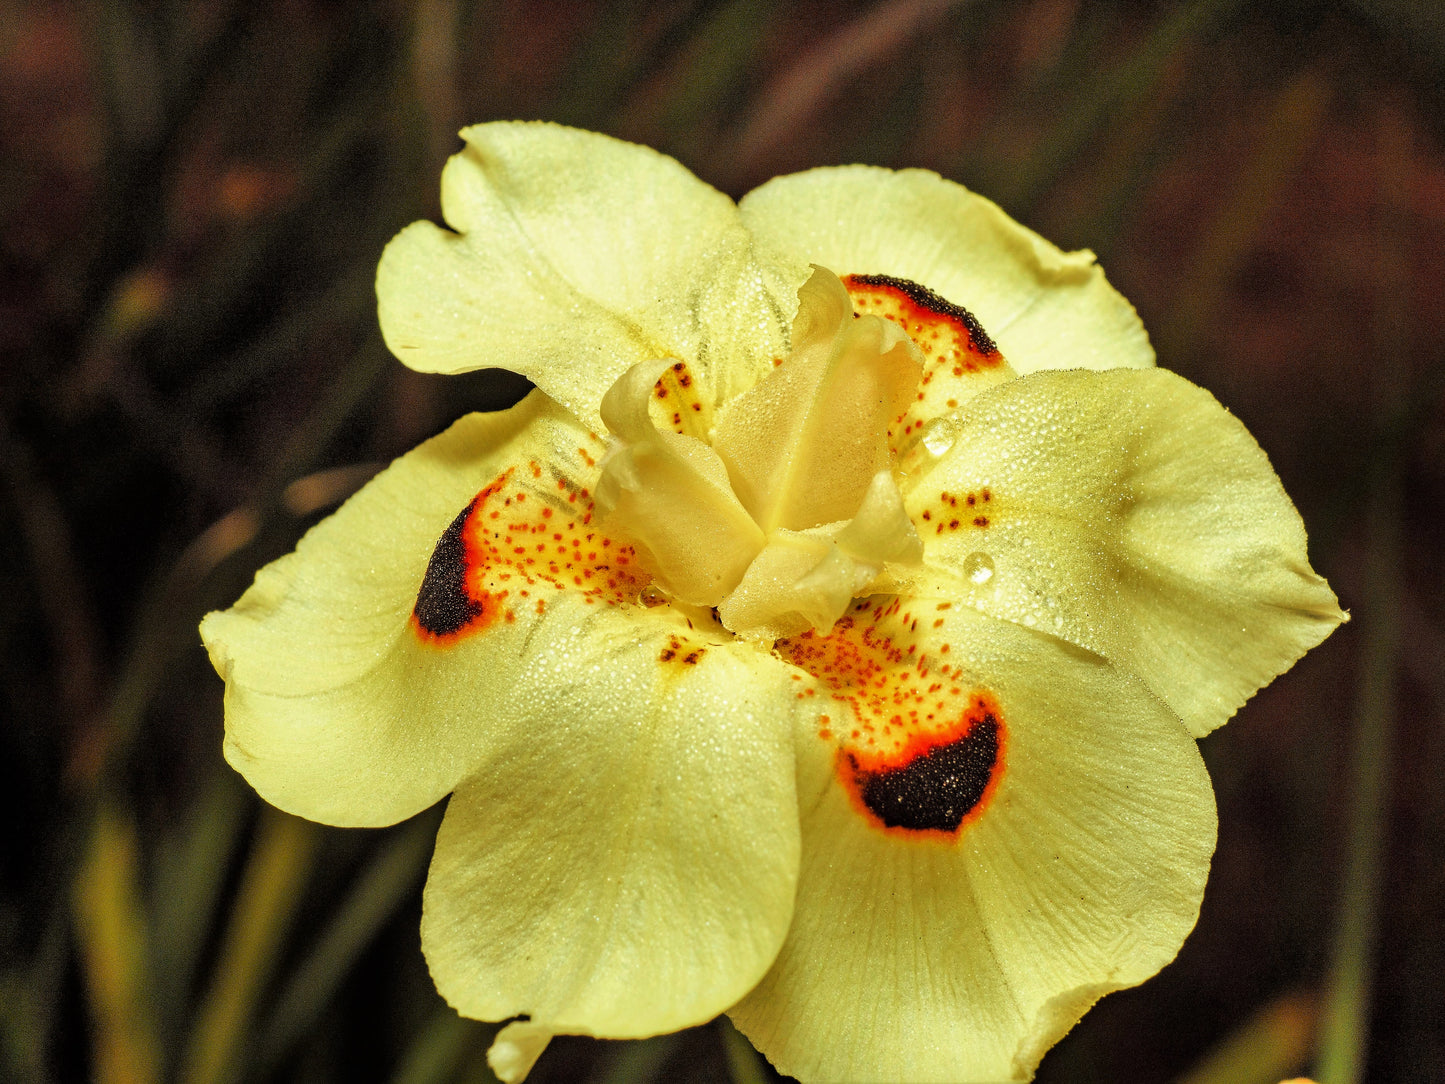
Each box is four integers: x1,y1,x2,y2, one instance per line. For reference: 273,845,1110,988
658,633,708,667
650,360,711,437
779,601,1006,841
411,456,647,647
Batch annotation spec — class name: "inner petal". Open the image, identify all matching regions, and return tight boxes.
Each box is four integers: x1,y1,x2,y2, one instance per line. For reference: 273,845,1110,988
595,357,766,606
712,267,923,533
716,528,862,643
592,267,966,643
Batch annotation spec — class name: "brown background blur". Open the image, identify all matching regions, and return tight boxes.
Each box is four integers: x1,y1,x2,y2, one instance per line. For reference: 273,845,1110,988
2,1,1442,1082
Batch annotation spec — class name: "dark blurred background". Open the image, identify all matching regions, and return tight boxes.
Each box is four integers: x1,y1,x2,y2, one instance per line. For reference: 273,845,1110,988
2,1,1442,1082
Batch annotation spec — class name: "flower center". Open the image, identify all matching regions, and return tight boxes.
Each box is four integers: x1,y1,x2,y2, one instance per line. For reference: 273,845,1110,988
595,267,925,642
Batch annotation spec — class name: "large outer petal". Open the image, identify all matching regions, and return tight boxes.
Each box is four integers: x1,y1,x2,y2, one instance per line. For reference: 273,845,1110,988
202,395,558,826
739,165,1153,375
421,620,801,1037
377,122,807,430
204,390,801,1041
906,367,1345,737
730,597,1215,1083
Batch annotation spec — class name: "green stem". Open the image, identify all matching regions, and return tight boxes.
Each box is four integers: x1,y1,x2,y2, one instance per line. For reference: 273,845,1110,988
72,800,161,1084
1314,98,1412,1084
179,808,319,1084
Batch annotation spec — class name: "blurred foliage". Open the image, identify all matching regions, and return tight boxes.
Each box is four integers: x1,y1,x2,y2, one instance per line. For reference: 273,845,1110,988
2,0,1443,1081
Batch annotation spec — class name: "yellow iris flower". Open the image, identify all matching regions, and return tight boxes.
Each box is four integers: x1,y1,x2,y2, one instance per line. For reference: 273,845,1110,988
201,122,1344,1083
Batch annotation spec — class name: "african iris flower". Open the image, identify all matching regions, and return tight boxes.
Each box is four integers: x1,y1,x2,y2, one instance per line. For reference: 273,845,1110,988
200,122,1345,1083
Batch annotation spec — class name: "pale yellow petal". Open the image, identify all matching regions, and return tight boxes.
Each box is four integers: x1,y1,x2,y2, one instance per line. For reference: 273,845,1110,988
713,267,922,532
202,391,654,825
596,358,765,605
377,122,806,430
420,627,802,1038
206,385,803,1040
731,597,1215,1083
834,469,923,569
717,530,851,642
908,367,1345,737
739,166,1153,376
486,1021,552,1084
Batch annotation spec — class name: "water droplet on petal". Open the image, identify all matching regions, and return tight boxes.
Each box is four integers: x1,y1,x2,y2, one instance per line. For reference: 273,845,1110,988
639,584,667,607
962,551,994,585
921,418,956,457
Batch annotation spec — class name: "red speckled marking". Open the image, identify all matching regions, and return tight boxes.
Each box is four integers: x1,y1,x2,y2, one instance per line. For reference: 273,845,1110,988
657,631,708,667
778,597,1007,840
411,457,648,647
650,360,712,439
918,485,994,535
843,273,1012,464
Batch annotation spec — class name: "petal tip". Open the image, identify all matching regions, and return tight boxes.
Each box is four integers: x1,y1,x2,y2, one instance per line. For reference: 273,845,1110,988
486,1020,554,1084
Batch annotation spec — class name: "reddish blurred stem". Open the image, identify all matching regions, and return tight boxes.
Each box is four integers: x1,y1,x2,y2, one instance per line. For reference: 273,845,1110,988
727,0,965,186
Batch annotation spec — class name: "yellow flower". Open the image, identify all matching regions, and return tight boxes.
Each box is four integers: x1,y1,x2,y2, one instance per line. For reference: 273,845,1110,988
200,122,1344,1083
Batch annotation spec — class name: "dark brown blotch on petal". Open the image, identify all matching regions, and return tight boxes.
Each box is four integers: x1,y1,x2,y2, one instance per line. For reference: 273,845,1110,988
411,476,510,644
413,499,484,636
833,692,1007,840
413,458,649,647
844,272,999,358
848,713,1000,833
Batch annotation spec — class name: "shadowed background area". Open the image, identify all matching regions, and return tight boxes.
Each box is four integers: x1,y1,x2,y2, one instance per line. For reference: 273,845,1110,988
2,1,1442,1081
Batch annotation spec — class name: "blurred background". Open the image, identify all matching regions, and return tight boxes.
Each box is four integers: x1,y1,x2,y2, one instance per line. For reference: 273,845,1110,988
2,1,1442,1081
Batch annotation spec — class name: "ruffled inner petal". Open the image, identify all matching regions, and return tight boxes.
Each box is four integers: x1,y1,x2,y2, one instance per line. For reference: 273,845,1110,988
595,358,766,605
834,469,923,569
712,267,922,533
717,529,855,643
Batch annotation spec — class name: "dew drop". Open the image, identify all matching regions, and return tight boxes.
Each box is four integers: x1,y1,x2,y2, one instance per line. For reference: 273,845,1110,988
962,551,995,586
921,418,956,457
639,584,667,607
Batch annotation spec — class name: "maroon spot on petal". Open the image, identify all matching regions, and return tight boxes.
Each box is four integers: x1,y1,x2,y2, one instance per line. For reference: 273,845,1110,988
844,272,999,357
413,500,482,636
658,632,707,667
837,695,1006,838
412,477,509,644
